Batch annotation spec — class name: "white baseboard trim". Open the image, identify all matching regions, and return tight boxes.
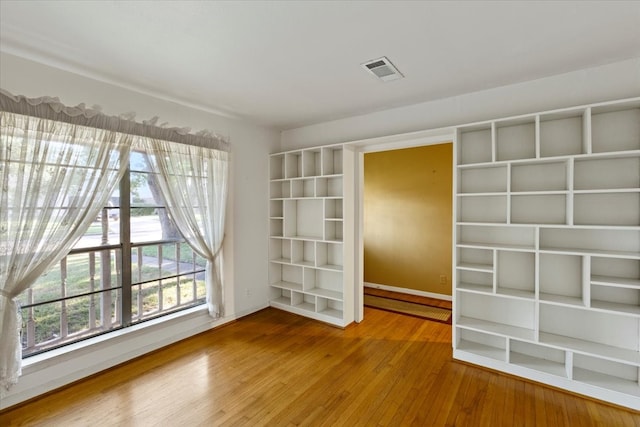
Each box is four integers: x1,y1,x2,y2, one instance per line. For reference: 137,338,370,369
364,282,452,302
1,302,268,410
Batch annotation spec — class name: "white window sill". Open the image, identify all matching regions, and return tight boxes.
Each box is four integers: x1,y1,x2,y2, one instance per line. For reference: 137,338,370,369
22,304,210,373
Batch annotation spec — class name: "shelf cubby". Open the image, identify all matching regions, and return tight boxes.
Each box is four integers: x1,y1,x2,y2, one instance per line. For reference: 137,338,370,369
591,104,640,153
509,340,568,378
270,200,283,218
270,181,290,199
317,298,343,320
324,220,343,242
511,194,567,225
324,198,343,220
291,178,315,198
269,263,303,291
539,253,584,306
591,285,640,316
270,219,284,237
302,149,322,177
456,328,507,362
291,240,315,267
574,156,640,190
284,199,323,239
496,118,536,162
458,124,492,165
496,251,534,299
574,193,640,226
316,176,343,197
591,258,640,288
269,238,291,264
458,195,507,223
322,146,343,175
458,165,507,193
457,247,493,272
316,242,343,271
458,292,535,339
458,225,535,251
511,161,567,192
304,268,342,300
271,288,293,306
285,152,303,179
539,304,639,355
457,270,493,293
573,354,640,398
270,154,285,180
539,228,640,258
292,292,316,313
539,110,586,158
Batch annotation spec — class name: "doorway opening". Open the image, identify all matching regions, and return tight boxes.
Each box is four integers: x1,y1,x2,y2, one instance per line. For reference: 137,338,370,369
348,129,455,322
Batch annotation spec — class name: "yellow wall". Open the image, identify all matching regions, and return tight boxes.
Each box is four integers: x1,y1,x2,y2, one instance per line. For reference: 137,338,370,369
364,143,452,295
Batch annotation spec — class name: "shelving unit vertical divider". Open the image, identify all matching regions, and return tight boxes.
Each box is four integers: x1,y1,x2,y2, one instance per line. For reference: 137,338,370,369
492,249,498,294
534,249,541,342
582,107,592,155
490,122,497,162
506,163,512,224
535,115,541,159
566,158,574,226
565,352,574,380
582,256,591,308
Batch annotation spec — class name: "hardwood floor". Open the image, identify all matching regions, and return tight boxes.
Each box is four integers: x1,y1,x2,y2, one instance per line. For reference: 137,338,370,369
1,307,638,426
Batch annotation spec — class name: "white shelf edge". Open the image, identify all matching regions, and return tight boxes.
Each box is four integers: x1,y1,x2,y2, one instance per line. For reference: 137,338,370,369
457,242,535,252
573,188,640,194
510,190,569,195
456,262,493,273
495,288,535,300
457,192,507,197
456,149,640,169
316,263,343,272
539,293,585,308
539,247,640,259
591,276,640,289
269,258,292,265
305,287,343,301
457,283,493,294
270,281,303,292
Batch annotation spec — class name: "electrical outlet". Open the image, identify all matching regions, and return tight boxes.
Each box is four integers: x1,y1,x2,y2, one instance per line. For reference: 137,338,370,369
245,288,252,297
439,275,447,284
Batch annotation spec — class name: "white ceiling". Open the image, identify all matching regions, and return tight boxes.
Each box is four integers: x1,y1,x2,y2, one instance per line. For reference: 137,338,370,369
1,1,639,130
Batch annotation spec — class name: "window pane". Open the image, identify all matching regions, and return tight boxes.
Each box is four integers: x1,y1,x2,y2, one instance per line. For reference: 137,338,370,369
21,288,121,357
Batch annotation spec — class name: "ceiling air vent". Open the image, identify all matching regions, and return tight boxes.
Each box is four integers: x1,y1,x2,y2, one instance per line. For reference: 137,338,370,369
361,56,404,82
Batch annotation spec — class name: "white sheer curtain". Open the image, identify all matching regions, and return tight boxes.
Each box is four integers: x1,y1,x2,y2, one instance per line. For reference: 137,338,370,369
0,112,131,391
136,138,228,317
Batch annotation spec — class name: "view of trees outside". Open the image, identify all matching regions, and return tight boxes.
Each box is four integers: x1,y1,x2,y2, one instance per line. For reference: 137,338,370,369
17,150,206,356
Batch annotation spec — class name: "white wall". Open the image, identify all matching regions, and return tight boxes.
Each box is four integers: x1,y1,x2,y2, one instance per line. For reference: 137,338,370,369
0,52,279,408
281,58,640,150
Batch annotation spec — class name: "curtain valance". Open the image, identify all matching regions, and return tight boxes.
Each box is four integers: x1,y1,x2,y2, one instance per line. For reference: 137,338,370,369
0,89,230,152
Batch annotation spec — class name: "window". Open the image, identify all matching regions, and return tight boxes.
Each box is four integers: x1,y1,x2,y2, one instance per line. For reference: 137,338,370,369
16,150,207,357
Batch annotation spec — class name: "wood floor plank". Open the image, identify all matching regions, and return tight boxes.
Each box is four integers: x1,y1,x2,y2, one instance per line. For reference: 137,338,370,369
1,306,638,426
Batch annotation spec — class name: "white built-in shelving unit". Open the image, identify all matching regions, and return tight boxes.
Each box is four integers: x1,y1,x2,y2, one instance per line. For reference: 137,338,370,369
268,144,354,327
454,98,640,410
